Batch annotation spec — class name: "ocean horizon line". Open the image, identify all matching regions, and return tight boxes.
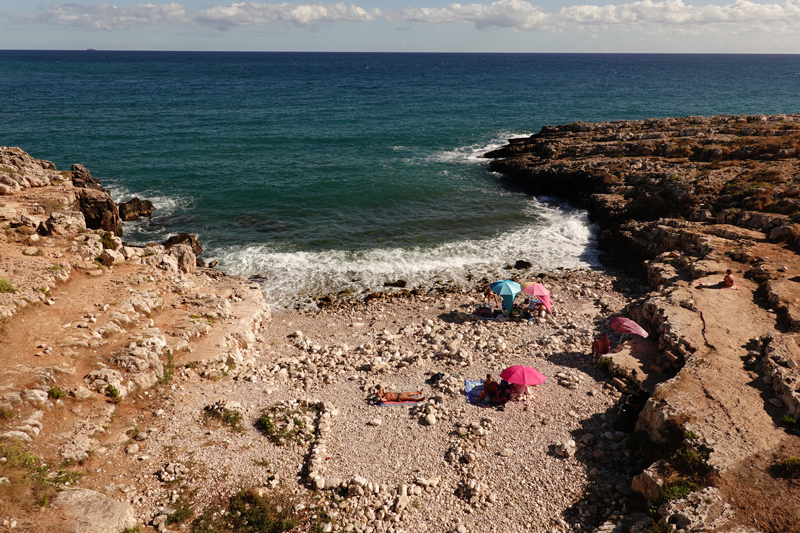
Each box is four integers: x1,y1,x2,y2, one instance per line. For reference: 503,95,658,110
2,49,800,57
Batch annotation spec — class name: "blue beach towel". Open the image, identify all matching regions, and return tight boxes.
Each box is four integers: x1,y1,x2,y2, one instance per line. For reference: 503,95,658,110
464,379,488,404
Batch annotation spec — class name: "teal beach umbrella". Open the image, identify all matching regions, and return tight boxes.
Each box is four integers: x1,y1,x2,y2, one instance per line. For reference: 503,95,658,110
490,279,521,312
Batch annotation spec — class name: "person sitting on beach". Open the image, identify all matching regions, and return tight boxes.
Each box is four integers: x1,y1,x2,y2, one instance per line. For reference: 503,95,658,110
377,389,424,402
591,333,611,357
492,380,512,406
722,269,734,288
476,304,494,318
479,374,498,402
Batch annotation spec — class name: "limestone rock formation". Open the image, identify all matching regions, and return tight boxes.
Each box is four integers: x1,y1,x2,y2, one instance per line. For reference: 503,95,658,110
51,488,138,533
70,163,108,192
163,232,202,256
74,187,122,236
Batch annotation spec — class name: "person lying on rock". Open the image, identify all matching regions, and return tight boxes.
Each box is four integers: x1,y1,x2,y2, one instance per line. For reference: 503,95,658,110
591,333,611,357
377,389,425,402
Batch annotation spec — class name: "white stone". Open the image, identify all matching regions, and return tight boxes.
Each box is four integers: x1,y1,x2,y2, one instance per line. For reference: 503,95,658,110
21,389,49,405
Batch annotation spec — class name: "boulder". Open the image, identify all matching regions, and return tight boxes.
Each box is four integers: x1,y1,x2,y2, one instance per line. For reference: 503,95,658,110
100,249,124,266
74,188,122,236
45,212,86,236
118,197,154,221
163,233,202,256
656,487,733,531
51,488,137,533
0,430,33,442
631,465,663,501
167,243,196,274
70,164,108,192
21,389,49,405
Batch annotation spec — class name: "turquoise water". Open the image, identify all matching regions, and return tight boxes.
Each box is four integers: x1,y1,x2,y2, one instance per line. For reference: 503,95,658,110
3,52,800,307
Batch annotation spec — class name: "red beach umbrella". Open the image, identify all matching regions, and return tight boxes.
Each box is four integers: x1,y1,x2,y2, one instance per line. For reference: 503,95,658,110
609,316,648,338
499,365,547,386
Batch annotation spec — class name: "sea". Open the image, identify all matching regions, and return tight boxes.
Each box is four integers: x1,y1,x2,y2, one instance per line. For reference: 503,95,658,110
3,51,800,309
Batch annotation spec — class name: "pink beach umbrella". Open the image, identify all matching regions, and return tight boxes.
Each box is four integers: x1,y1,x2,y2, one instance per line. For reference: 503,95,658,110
520,282,553,314
609,316,649,338
500,365,547,386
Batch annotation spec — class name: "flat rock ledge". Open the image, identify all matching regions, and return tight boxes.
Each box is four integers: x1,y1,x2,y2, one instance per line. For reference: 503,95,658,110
51,488,137,533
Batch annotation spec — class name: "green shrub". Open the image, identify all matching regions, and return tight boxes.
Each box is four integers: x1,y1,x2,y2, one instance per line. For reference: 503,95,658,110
257,403,318,446
99,232,115,250
158,353,175,385
203,405,243,433
774,456,800,478
191,489,314,533
106,385,121,404
167,498,193,524
48,387,66,400
0,278,18,294
597,356,620,378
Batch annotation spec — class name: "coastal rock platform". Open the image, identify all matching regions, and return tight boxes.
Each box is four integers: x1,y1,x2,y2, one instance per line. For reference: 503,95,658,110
487,115,800,532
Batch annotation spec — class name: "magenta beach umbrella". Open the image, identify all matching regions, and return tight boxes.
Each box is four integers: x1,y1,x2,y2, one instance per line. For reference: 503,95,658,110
499,365,547,386
520,282,553,313
609,317,649,338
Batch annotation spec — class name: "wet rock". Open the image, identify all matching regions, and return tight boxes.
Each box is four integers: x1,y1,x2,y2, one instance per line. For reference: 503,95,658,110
118,197,154,221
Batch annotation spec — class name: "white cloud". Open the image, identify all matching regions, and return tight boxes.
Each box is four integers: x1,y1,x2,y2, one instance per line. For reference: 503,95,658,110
195,2,381,30
19,2,190,30
8,0,800,34
387,0,550,30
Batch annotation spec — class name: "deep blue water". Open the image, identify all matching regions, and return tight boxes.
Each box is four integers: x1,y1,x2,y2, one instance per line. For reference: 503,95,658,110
2,51,800,307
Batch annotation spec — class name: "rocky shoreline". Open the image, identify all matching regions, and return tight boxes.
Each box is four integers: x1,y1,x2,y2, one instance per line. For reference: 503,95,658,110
485,115,800,531
1,112,799,533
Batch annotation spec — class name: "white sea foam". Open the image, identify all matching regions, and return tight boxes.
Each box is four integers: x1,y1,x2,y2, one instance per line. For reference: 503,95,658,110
213,197,598,310
427,131,532,166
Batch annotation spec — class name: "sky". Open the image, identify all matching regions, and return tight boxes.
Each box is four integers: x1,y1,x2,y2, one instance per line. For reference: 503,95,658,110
1,0,800,53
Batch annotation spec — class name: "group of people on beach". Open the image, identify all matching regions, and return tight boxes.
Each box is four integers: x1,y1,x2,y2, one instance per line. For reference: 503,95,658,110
479,374,524,407
478,288,543,320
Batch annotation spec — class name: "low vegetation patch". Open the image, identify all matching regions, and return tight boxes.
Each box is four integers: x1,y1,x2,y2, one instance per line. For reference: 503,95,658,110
106,385,122,404
0,278,18,294
257,402,318,446
772,456,800,479
48,387,66,400
203,404,243,433
159,353,175,385
0,444,83,511
167,497,194,525
99,232,115,250
597,356,620,378
191,488,326,533
781,415,799,435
